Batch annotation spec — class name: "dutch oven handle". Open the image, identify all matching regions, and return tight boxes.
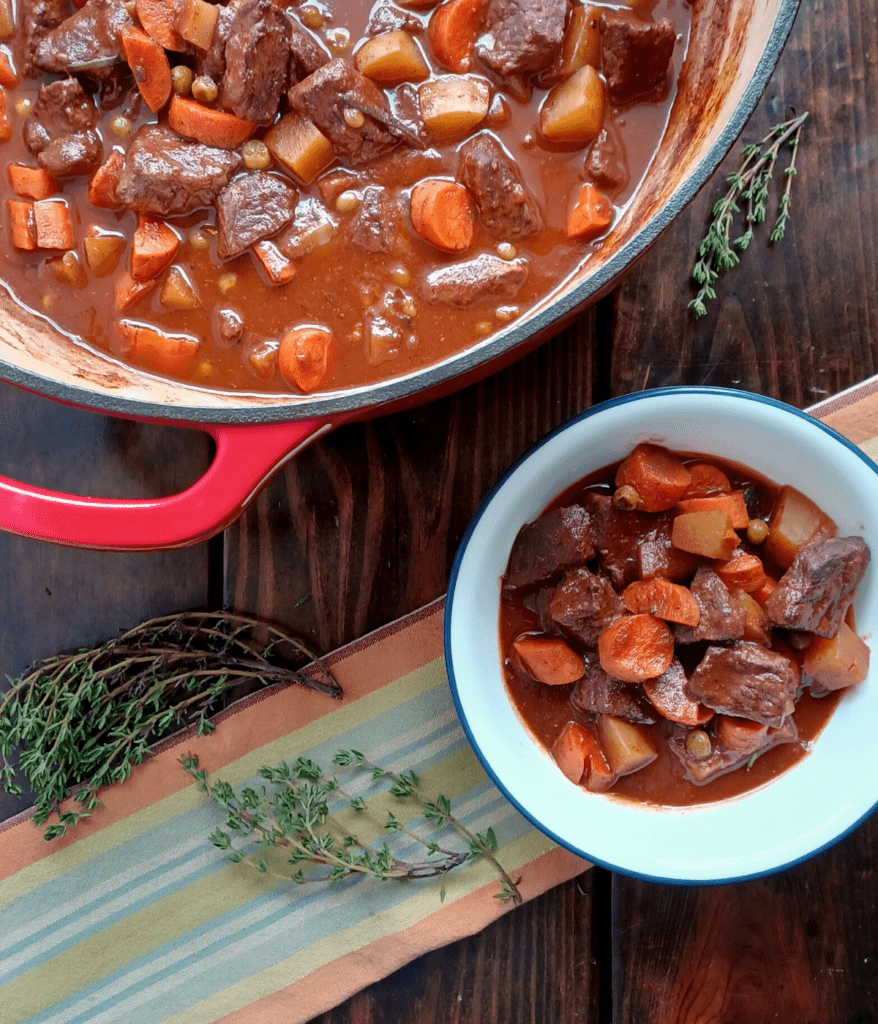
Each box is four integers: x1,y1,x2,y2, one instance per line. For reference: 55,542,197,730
0,416,347,550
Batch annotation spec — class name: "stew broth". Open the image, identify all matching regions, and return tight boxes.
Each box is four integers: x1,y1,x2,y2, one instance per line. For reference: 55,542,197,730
1,0,692,394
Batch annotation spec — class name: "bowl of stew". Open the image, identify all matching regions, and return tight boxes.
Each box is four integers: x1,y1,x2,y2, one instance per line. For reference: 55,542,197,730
0,0,801,546
444,387,878,883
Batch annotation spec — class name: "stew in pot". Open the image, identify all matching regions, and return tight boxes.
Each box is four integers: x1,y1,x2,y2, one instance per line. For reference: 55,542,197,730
499,444,872,807
1,0,691,394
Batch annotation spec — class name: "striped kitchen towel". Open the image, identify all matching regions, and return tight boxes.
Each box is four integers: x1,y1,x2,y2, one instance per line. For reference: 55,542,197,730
0,599,587,1024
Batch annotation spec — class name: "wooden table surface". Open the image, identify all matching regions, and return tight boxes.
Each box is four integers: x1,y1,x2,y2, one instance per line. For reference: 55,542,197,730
2,0,877,1019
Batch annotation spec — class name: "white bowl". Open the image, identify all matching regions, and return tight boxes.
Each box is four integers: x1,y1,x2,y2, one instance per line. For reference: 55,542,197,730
444,387,878,883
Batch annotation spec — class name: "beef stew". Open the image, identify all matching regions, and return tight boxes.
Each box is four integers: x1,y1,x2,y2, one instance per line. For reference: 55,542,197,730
499,444,872,807
0,0,691,394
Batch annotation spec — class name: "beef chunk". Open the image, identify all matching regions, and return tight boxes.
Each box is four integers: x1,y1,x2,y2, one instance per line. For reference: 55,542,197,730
583,492,667,590
220,0,292,122
215,172,298,259
669,717,797,785
19,0,69,76
571,662,654,724
764,536,870,638
199,1,236,81
368,147,448,188
421,254,528,306
34,0,132,78
687,642,801,728
600,10,676,104
642,659,712,726
675,565,746,644
586,126,630,192
476,0,567,78
288,59,402,166
275,197,337,258
345,185,400,253
215,308,244,347
24,79,103,177
456,133,542,240
504,505,594,592
287,12,330,82
367,1,421,35
549,567,624,645
117,127,242,216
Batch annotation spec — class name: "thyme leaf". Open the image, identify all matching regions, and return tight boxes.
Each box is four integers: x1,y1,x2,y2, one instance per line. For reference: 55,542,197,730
689,111,808,317
183,749,523,905
1,612,341,840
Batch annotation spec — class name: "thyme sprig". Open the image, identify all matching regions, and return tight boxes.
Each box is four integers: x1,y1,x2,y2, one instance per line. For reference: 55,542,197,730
0,612,340,840
183,748,522,904
690,111,808,317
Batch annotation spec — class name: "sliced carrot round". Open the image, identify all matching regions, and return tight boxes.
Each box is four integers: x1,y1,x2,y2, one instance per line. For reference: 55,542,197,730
410,178,476,252
279,327,334,393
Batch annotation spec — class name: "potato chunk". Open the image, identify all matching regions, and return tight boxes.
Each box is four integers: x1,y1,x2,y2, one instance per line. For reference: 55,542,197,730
559,5,601,77
596,715,658,777
177,0,219,50
160,265,201,309
354,30,429,85
765,485,838,570
265,113,334,185
418,75,490,140
803,622,870,691
84,233,125,275
539,64,605,145
672,510,740,560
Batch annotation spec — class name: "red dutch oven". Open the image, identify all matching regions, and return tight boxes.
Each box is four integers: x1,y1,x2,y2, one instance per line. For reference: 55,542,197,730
0,0,799,550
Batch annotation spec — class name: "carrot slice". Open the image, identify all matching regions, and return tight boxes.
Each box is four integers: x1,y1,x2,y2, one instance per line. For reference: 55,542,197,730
714,549,766,592
253,240,297,285
0,86,11,143
676,490,750,529
88,151,125,209
116,319,200,374
114,271,160,311
119,24,172,112
551,721,614,790
428,0,485,72
278,327,334,393
8,199,36,250
0,51,18,87
749,574,778,607
597,614,674,683
410,178,476,253
682,462,731,498
131,214,179,281
622,579,700,627
168,94,255,149
615,442,692,512
513,635,585,686
565,182,613,241
33,200,73,249
7,164,59,200
135,0,191,52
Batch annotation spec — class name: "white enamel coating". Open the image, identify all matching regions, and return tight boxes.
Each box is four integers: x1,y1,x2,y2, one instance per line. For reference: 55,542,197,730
446,388,878,883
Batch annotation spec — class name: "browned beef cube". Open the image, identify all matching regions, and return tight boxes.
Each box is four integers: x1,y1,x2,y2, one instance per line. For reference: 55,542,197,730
117,127,242,216
346,186,400,253
23,79,103,178
367,1,421,35
687,642,801,728
476,0,567,78
20,0,74,76
675,565,746,644
549,567,624,646
635,515,700,582
33,0,132,78
586,126,629,192
288,12,330,82
583,492,667,590
288,59,402,166
456,133,542,240
570,661,655,724
642,658,712,726
669,717,797,785
421,255,528,307
215,172,299,259
220,0,293,123
600,10,676,104
764,536,870,638
504,506,594,592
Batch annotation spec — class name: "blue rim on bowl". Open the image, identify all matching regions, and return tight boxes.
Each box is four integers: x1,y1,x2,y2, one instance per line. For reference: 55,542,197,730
444,387,878,884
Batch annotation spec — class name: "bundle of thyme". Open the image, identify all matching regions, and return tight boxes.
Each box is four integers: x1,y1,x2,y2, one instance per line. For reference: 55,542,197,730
183,749,522,904
0,612,340,840
690,111,808,317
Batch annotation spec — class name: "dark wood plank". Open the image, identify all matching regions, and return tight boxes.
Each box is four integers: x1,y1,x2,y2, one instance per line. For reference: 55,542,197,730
613,819,878,1023
0,381,214,819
